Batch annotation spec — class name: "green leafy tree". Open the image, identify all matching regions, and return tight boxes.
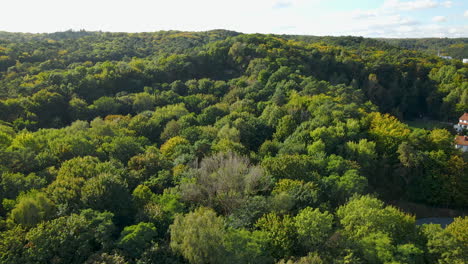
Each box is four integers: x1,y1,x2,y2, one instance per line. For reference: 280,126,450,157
274,115,296,142
128,147,170,175
224,229,273,264
420,216,468,264
255,213,297,259
9,192,55,228
117,222,158,259
336,195,415,242
90,96,122,117
277,252,324,264
23,209,115,264
322,169,368,205
446,216,468,250
0,172,46,200
100,136,146,163
81,173,133,225
28,89,67,127
170,207,227,264
46,156,125,213
358,232,397,263
69,97,89,121
422,223,466,264
0,226,27,264
368,112,410,155
344,139,377,171
84,253,128,264
133,93,154,113
262,154,319,182
160,136,190,160
271,179,319,212
294,207,333,251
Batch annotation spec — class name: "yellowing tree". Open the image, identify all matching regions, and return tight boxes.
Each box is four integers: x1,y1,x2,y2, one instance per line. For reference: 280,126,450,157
160,136,189,159
368,112,410,154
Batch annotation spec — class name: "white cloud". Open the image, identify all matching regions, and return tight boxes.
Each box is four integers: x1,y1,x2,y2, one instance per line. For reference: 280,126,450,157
273,1,293,9
272,0,311,9
352,10,379,19
342,23,467,38
432,16,447,22
382,0,454,11
442,1,453,8
383,0,438,11
0,0,307,33
327,0,463,37
464,10,468,18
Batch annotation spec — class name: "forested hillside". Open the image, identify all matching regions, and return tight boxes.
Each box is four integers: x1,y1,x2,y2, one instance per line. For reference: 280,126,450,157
0,30,467,264
378,38,468,59
281,35,468,60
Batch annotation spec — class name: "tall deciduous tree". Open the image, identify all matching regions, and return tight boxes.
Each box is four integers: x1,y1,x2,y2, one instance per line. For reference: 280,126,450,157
180,152,271,214
170,207,227,264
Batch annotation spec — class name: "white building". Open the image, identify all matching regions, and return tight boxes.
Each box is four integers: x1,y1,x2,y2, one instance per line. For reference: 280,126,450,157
453,113,468,132
455,135,468,152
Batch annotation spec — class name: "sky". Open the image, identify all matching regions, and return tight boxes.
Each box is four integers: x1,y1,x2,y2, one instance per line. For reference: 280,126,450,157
1,0,467,38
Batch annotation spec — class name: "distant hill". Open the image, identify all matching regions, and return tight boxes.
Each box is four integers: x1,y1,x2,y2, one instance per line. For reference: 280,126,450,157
377,38,468,59
2,30,466,59
280,35,398,50
278,34,468,59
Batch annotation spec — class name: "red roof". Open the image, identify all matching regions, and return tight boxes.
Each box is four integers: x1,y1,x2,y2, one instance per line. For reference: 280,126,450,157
459,113,468,121
455,135,468,146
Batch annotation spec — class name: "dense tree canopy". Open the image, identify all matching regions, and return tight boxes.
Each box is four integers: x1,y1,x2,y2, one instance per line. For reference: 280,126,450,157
0,30,467,264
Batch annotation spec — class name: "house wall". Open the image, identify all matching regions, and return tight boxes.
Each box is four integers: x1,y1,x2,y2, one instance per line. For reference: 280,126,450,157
454,124,466,131
455,144,468,152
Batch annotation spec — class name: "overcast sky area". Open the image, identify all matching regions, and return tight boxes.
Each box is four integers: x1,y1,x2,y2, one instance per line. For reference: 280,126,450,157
1,0,467,38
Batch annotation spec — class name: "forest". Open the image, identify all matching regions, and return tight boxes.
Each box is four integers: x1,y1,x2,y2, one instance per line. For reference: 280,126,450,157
0,30,467,264
378,38,468,59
